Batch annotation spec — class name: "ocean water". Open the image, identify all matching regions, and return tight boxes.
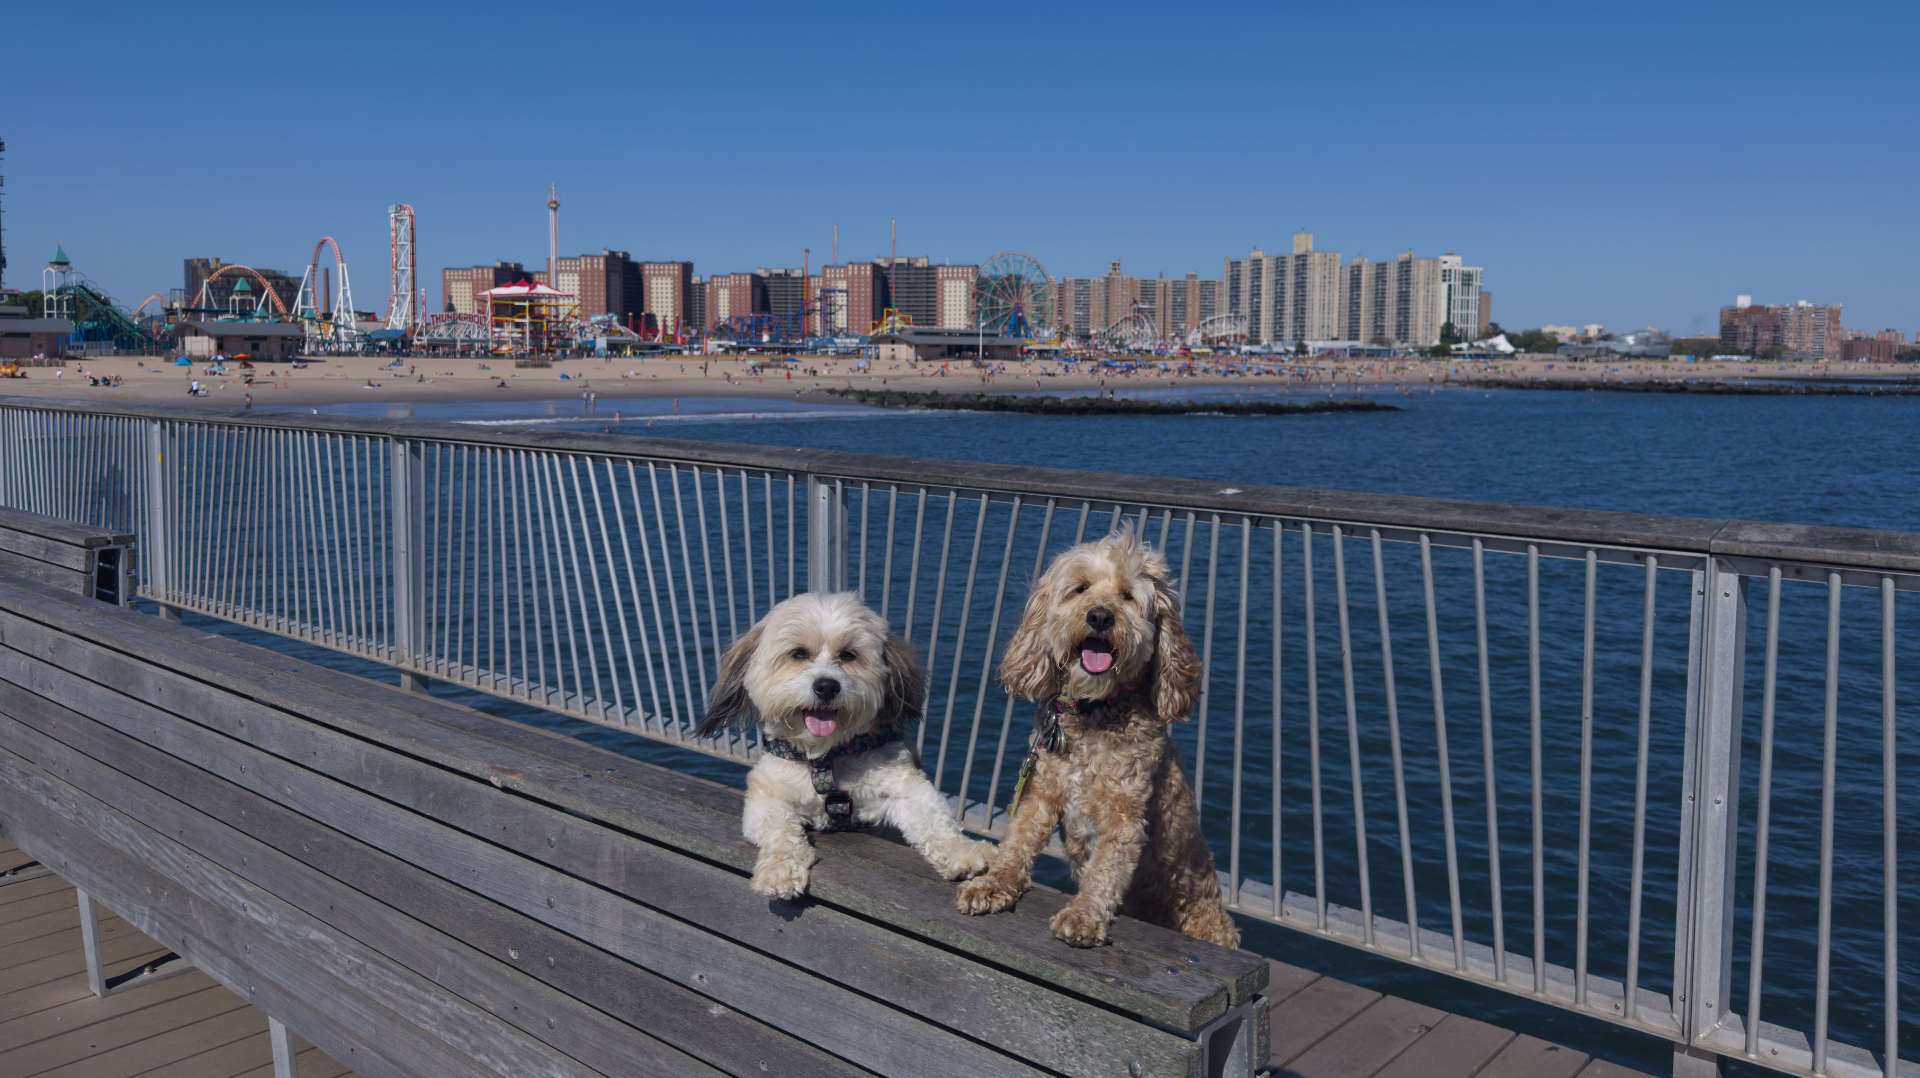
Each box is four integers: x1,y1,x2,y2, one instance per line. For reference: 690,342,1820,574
268,386,1918,1070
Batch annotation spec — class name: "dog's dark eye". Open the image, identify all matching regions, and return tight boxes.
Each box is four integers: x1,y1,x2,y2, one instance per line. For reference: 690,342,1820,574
788,647,809,661
838,649,857,662
1122,591,1135,603
1073,583,1088,595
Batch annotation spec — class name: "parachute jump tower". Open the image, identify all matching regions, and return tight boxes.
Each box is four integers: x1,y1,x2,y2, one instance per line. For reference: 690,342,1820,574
387,203,417,331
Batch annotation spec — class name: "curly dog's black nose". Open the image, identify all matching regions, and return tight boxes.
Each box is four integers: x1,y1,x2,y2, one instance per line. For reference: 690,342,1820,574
1085,606,1114,632
812,676,841,700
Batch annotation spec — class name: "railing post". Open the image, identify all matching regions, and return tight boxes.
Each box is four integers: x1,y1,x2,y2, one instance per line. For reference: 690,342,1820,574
268,1016,297,1078
1670,559,1747,1077
390,437,427,692
144,418,177,619
76,888,106,996
806,474,846,593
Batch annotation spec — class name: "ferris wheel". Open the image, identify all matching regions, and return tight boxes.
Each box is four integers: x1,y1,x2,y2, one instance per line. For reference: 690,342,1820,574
973,252,1053,340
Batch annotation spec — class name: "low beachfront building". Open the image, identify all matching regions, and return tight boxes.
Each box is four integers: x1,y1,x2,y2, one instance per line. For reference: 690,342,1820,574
0,305,74,359
171,320,305,361
869,326,1023,363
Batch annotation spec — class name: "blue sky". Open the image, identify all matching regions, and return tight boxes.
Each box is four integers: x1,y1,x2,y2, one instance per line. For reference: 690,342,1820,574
4,1,1915,335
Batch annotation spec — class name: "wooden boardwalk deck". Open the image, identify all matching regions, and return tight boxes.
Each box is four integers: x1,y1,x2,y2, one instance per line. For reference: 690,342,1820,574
0,840,354,1078
1262,956,1647,1078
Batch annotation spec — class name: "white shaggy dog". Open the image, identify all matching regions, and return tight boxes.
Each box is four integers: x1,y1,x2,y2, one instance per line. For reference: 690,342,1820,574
696,592,992,899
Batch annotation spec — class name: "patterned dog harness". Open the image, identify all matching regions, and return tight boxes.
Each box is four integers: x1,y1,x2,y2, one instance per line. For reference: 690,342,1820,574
761,728,903,832
1007,692,1134,819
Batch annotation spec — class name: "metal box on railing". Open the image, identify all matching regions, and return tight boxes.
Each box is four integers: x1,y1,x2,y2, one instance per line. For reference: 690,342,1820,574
0,506,135,604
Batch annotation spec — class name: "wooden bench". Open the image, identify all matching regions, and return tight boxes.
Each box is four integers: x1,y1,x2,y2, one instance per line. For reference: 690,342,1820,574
0,575,1269,1077
0,507,133,603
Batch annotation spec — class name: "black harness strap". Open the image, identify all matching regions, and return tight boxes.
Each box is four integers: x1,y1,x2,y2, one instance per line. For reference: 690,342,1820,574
761,728,903,832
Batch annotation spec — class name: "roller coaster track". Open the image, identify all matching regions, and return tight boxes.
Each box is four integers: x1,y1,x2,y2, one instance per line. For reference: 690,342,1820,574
62,279,165,350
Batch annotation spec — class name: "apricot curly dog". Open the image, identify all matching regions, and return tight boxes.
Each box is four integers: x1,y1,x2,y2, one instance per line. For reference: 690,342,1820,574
956,528,1239,948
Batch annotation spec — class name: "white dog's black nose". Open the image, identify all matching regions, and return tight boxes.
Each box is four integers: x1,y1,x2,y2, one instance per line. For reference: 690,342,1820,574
813,676,841,700
1085,606,1115,632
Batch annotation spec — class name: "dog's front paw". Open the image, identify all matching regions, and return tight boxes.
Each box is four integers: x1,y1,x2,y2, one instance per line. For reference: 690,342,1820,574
750,849,813,900
928,837,994,880
956,874,1021,915
1050,902,1111,947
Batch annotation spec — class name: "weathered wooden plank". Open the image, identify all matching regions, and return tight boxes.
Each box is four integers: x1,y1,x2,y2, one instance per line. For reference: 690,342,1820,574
8,984,248,1075
0,702,840,1078
0,684,1181,1078
1474,1033,1591,1078
0,507,132,551
1263,959,1325,1008
0,937,171,1024
35,1003,266,1078
0,969,219,1054
1275,995,1447,1078
1265,976,1382,1071
137,1025,285,1078
0,745,595,1078
0,840,37,873
1573,1059,1652,1077
234,1042,354,1078
0,596,1258,1027
0,916,144,986
0,686,1045,1078
1369,1013,1515,1078
0,883,85,926
0,531,92,572
0,873,71,908
0,549,89,592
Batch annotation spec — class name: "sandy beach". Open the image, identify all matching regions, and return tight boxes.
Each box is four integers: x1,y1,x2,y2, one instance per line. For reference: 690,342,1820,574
4,352,1914,410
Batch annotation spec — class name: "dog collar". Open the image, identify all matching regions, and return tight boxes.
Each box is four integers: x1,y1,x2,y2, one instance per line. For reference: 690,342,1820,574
760,728,903,832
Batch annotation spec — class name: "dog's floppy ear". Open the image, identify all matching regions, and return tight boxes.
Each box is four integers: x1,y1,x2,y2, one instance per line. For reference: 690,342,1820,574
998,581,1058,701
1149,575,1201,722
876,632,928,731
695,622,763,737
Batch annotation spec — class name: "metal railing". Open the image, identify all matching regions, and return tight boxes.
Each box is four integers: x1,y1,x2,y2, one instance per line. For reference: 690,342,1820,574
0,397,1911,1078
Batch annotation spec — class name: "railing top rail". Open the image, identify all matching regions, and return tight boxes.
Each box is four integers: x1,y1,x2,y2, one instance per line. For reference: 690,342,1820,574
9,395,1920,576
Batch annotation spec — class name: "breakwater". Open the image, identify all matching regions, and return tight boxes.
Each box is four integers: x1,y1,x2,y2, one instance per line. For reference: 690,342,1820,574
830,389,1399,415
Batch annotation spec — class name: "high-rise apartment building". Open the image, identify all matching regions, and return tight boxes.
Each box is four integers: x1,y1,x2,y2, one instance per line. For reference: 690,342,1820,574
686,276,705,334
1344,252,1445,346
1479,290,1493,337
640,261,693,337
761,268,808,332
1720,299,1845,360
548,250,644,322
934,265,977,329
705,273,767,331
441,262,530,315
821,263,888,335
1224,233,1343,344
1439,254,1483,340
877,257,935,328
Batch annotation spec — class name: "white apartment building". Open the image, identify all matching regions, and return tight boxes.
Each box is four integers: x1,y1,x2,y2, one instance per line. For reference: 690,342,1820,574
1439,254,1482,341
1224,232,1344,345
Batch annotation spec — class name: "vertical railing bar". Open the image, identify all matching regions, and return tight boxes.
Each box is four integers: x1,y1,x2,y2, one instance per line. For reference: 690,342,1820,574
516,450,545,701
693,467,724,689
1812,571,1840,1074
1303,521,1326,930
1229,518,1250,906
631,461,683,736
429,440,445,664
1743,566,1780,1054
920,493,958,762
651,463,699,726
213,426,239,616
985,498,1055,824
1881,575,1899,1075
607,459,662,734
716,468,738,643
1271,519,1284,919
857,479,870,597
1527,543,1545,996
1627,555,1660,1020
754,471,770,615
566,456,615,721
904,487,928,645
1177,510,1196,605
934,494,989,800
337,433,361,642
1194,513,1221,809
786,474,796,600
879,483,899,620
1073,501,1092,545
1419,534,1465,970
1575,549,1596,1007
739,470,756,627
1332,524,1373,945
312,432,339,646
958,496,1023,818
1474,538,1506,983
669,464,710,693
535,453,576,707
1373,528,1419,960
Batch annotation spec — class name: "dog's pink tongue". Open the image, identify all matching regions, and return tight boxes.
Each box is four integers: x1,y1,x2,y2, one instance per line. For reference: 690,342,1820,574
1080,647,1114,674
804,710,838,737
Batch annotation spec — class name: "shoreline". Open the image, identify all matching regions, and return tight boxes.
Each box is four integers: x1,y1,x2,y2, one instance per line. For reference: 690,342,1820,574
2,353,1915,410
